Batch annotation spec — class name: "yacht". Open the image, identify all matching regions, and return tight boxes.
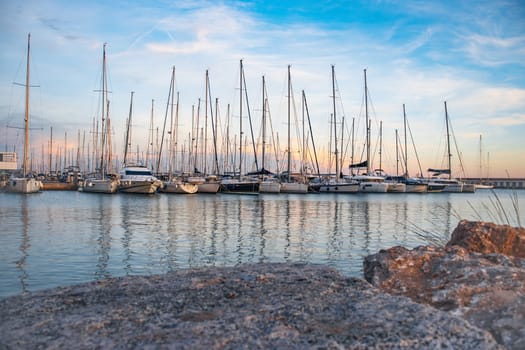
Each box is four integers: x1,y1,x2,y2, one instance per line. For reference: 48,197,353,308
118,165,162,194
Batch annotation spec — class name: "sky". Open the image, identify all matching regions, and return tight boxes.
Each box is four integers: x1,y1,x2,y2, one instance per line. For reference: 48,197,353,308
1,0,524,178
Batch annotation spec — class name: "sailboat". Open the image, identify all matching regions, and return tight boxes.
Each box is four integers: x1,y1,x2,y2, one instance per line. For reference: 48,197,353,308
6,33,43,194
350,69,389,193
79,43,118,194
396,104,428,193
118,92,162,194
473,135,494,190
427,101,474,193
158,67,198,194
256,75,281,193
318,65,359,193
279,65,308,194
220,60,260,194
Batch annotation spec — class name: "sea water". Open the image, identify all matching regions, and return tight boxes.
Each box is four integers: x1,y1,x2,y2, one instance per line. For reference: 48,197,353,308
1,189,523,298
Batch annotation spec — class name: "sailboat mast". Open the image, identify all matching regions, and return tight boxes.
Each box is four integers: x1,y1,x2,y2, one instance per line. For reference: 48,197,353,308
364,69,370,174
403,104,408,177
175,92,180,172
123,91,134,166
168,69,176,176
479,134,482,183
262,75,266,171
379,120,383,173
332,65,339,179
239,60,243,178
444,101,452,180
23,33,31,177
99,43,108,178
287,65,291,182
395,129,399,176
204,70,209,174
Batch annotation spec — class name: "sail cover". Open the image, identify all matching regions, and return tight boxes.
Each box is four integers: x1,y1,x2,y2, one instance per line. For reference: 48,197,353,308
427,168,451,175
349,160,368,168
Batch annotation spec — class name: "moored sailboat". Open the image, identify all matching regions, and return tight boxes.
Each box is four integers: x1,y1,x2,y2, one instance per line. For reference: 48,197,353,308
350,69,388,193
318,65,359,193
118,92,161,194
158,67,198,194
220,60,261,194
426,101,473,193
79,43,118,194
279,65,308,194
6,33,42,194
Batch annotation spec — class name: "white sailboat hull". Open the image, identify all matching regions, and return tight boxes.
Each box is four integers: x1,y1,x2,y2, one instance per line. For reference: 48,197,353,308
441,183,463,193
259,181,281,193
387,183,406,193
6,177,42,194
318,182,359,193
160,181,198,194
405,184,428,193
79,178,118,193
359,182,389,193
197,182,220,193
280,182,308,193
118,166,162,194
474,184,494,190
119,180,160,194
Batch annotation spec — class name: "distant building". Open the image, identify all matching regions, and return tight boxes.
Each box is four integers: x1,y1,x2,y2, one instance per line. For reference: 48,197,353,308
0,152,17,171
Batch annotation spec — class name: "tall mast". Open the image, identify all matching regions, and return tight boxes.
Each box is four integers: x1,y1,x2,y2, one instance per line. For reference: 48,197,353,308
364,69,370,174
174,92,180,172
395,129,399,176
157,66,175,175
213,97,219,174
23,33,31,177
123,91,134,166
287,65,291,182
239,60,243,178
479,134,482,182
100,43,106,177
444,101,452,179
379,120,383,173
261,75,266,171
403,104,408,177
147,99,154,169
49,126,53,174
204,70,209,174
168,68,176,176
331,65,339,179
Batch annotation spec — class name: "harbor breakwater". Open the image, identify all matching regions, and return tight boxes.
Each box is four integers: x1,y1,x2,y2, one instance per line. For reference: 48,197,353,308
1,220,523,349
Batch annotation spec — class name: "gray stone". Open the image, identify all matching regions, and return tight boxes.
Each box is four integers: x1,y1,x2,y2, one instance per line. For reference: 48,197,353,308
364,221,525,350
0,263,501,349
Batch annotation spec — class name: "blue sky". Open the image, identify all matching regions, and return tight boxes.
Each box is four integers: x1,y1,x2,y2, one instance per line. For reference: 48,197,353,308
1,0,524,177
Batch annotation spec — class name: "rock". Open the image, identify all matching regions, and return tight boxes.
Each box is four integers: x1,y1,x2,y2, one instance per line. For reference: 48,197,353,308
448,220,525,257
364,221,525,350
0,263,501,349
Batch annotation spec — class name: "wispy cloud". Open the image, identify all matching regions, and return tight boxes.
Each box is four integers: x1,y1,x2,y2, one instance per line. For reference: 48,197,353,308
461,34,525,66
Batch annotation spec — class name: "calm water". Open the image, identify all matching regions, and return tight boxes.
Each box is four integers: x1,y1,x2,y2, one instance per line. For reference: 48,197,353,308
1,189,523,299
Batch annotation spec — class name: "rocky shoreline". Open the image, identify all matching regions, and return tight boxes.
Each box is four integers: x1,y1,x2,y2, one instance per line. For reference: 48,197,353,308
1,220,523,349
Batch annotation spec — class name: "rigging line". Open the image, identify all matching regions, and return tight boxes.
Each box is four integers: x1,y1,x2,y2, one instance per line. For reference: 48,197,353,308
406,115,424,177
448,116,468,178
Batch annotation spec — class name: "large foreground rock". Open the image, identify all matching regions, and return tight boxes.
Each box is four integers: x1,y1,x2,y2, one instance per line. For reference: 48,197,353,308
0,263,500,349
364,221,525,350
447,220,525,257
